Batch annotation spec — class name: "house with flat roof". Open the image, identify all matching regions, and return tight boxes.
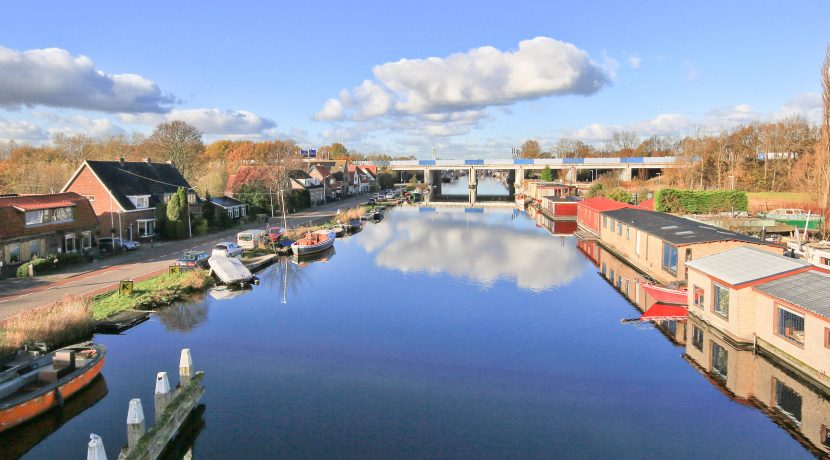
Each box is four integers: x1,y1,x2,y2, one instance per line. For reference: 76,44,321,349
62,159,200,240
0,192,98,267
600,208,781,285
539,196,579,221
208,196,247,221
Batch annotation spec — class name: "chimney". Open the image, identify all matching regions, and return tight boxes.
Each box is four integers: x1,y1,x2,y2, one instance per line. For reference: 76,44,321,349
143,158,151,164
118,157,125,166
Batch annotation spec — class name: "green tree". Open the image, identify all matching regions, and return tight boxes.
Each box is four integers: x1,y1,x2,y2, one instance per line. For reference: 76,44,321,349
202,190,216,225
540,166,553,181
377,171,396,189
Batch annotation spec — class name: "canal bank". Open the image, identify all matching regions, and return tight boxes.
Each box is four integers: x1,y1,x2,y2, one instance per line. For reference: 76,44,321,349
6,206,824,459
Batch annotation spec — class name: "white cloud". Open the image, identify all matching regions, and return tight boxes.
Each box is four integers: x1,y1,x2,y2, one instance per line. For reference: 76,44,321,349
119,108,276,136
0,46,175,113
775,93,822,123
0,117,47,141
314,37,611,140
627,55,641,69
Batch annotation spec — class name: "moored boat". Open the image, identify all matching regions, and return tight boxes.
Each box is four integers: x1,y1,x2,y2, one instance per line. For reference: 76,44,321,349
0,343,106,433
331,225,345,237
347,219,362,233
640,282,688,305
208,255,256,286
290,230,335,255
763,208,823,231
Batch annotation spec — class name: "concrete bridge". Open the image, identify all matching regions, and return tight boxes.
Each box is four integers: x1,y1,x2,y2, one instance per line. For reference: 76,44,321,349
356,156,682,205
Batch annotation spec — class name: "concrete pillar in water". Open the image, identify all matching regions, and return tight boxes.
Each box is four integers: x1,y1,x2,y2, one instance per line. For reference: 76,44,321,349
468,168,477,205
565,166,578,184
154,371,172,422
87,434,107,460
179,348,193,386
620,166,632,181
126,398,145,452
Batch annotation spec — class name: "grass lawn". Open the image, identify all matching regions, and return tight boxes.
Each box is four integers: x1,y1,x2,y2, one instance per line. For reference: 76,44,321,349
747,191,809,201
91,269,214,320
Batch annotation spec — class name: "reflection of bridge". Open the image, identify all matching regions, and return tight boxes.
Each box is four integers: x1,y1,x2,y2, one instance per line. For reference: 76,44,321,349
358,157,681,204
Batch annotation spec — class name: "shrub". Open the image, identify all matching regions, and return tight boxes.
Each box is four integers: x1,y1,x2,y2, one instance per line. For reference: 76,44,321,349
655,188,748,214
606,188,632,203
16,257,51,277
56,252,84,265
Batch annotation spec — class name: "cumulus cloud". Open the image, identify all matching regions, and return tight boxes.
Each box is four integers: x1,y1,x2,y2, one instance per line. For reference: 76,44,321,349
314,37,611,138
119,108,276,136
0,117,47,141
0,46,176,113
564,95,822,143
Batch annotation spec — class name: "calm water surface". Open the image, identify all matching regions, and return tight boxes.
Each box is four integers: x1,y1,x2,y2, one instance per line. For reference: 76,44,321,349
7,207,823,459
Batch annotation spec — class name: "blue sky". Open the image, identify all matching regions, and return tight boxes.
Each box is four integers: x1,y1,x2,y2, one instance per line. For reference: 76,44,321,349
0,1,827,157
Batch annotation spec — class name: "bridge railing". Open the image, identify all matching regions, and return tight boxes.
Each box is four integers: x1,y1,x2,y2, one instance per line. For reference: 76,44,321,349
383,157,679,168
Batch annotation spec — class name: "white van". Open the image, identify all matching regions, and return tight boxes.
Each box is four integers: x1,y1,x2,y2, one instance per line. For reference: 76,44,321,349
236,229,266,250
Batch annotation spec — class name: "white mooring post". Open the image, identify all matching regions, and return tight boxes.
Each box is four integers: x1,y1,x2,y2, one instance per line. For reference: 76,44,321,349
87,433,107,460
126,398,145,451
179,348,193,386
154,371,172,422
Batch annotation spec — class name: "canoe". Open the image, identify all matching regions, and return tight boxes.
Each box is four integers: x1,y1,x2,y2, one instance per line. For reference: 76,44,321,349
208,255,255,286
640,282,688,305
291,230,335,255
0,343,106,433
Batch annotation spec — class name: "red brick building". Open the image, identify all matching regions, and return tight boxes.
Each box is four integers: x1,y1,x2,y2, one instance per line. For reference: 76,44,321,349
0,192,98,266
62,159,200,240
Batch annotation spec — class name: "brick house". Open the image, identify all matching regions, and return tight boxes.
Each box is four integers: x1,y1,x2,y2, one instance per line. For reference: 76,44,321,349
0,192,98,266
62,159,200,240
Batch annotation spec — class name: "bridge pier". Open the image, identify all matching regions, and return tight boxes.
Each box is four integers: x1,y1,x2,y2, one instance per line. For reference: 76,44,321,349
565,166,578,184
620,166,632,181
468,168,478,206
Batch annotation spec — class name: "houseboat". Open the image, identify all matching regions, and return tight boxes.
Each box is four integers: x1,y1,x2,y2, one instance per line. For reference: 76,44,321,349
764,208,823,231
787,241,830,270
0,343,106,432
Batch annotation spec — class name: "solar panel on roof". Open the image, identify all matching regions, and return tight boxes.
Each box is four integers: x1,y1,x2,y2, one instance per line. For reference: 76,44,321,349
661,225,678,229
675,231,694,235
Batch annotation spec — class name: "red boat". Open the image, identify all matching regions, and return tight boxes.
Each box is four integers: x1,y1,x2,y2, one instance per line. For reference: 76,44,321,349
640,282,688,305
0,343,105,432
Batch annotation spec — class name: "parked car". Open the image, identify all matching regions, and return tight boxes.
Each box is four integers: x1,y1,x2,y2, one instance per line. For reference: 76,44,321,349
266,226,285,243
237,229,267,250
212,242,243,258
97,237,139,252
385,192,395,199
178,250,210,268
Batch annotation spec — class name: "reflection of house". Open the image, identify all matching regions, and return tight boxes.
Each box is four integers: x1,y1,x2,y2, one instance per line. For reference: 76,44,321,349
600,208,779,285
685,315,830,457
62,159,200,240
0,193,98,265
686,247,830,389
288,170,325,205
208,196,248,221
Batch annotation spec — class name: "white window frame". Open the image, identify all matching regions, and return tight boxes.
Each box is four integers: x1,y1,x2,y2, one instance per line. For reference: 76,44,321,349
81,231,92,250
128,195,151,209
137,218,156,237
64,233,77,253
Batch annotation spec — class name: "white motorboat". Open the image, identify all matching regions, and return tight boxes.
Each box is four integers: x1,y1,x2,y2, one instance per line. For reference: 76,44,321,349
208,255,255,286
291,230,335,255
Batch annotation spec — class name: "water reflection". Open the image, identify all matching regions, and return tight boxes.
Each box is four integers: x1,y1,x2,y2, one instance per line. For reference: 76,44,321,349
0,375,108,459
685,315,830,457
158,404,206,460
156,299,210,332
358,208,587,291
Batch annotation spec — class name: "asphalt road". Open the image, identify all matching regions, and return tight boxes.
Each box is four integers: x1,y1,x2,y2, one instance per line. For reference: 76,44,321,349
0,194,370,320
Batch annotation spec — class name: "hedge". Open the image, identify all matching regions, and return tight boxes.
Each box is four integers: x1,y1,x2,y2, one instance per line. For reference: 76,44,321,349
654,188,748,214
16,257,51,277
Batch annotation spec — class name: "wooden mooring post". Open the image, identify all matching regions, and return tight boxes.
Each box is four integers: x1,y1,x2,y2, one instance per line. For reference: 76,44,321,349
87,348,204,460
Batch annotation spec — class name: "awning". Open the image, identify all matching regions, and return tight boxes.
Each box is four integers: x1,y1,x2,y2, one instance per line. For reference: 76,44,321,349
641,303,688,321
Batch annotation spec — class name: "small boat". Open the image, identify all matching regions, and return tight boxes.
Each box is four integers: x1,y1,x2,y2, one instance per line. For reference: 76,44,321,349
640,282,687,305
0,343,106,432
208,255,256,286
94,310,150,333
763,208,823,231
331,225,345,237
347,219,362,233
291,230,335,256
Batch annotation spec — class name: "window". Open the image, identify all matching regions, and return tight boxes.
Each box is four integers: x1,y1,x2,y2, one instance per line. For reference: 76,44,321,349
662,242,678,274
713,284,729,318
616,275,622,289
623,280,629,297
188,193,196,204
693,286,705,308
826,328,830,349
234,207,240,218
81,231,92,250
601,262,606,275
241,206,247,217
29,239,41,257
24,207,73,226
711,342,728,379
83,195,95,202
685,248,693,262
227,208,234,218
602,216,607,228
692,326,704,351
625,226,630,240
774,379,802,425
635,231,641,256
128,195,150,209
163,193,173,203
7,243,21,263
137,219,155,237
609,268,615,283
617,221,622,235
64,233,77,253
776,306,805,346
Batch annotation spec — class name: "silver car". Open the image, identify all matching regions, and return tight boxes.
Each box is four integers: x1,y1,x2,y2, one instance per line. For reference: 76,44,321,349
211,242,243,258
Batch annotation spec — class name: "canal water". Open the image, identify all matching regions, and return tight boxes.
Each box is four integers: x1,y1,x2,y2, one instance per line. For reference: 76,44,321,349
439,175,509,196
5,207,826,459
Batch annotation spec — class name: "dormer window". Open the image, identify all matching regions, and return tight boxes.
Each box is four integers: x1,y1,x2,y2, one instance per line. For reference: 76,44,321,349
25,207,74,226
128,195,151,209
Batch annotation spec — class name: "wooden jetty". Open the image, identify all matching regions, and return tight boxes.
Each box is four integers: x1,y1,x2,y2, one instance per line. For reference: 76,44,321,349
86,348,204,460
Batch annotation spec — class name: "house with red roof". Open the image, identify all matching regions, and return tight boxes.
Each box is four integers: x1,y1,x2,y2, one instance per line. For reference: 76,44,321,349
576,197,632,236
0,192,98,266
